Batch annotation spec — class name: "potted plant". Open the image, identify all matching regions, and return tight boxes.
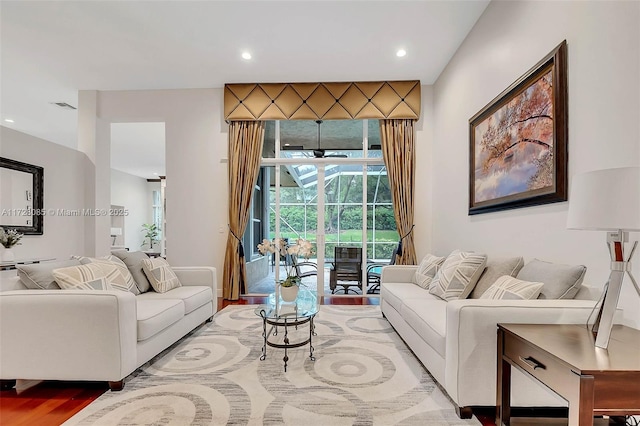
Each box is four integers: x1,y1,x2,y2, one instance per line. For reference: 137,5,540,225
141,223,160,250
257,237,314,301
0,227,23,262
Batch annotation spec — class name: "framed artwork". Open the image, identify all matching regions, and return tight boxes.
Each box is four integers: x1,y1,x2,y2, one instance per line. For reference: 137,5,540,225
469,41,568,215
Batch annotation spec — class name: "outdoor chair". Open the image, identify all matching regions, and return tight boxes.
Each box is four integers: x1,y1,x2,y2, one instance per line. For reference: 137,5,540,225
366,246,399,294
329,246,363,294
293,255,318,284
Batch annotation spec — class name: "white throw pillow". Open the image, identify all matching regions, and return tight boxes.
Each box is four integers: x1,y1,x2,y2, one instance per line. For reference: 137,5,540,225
429,250,487,301
480,275,544,300
53,263,125,291
72,255,140,295
413,254,446,289
142,257,182,293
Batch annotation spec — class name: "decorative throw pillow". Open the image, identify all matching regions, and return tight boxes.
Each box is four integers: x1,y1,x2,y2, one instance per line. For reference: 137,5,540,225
429,250,487,301
72,255,140,295
480,275,544,300
142,257,182,293
516,259,587,300
412,254,446,289
17,259,82,290
111,250,153,293
52,263,127,291
470,256,525,299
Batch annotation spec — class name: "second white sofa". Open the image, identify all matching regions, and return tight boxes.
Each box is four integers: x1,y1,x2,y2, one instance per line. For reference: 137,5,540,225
380,260,600,418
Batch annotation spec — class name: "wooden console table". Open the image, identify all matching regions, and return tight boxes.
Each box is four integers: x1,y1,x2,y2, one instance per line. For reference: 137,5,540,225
497,323,640,426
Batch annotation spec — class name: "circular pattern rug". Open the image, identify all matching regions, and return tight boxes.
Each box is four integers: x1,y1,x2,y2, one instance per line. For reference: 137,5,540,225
64,305,480,425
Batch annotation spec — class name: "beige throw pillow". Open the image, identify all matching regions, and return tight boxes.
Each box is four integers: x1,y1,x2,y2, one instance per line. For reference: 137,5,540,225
142,257,182,293
429,250,487,301
53,263,126,291
72,255,140,295
111,250,153,293
480,275,544,300
516,259,587,299
470,256,525,299
413,254,446,289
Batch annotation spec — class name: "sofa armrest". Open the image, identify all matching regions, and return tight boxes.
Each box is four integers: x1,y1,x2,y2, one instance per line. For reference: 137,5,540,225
173,266,217,293
381,265,418,284
0,289,137,382
444,298,598,407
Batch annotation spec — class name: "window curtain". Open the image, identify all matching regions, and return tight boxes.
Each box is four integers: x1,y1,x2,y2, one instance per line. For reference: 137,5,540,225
223,121,265,300
379,119,417,265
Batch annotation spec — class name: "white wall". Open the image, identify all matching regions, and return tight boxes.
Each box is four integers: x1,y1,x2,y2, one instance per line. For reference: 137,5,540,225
430,1,640,326
110,169,152,250
91,89,228,295
0,126,89,262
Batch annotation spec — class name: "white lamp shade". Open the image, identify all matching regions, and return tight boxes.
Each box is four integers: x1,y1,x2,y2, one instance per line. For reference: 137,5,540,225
567,166,640,231
110,227,123,236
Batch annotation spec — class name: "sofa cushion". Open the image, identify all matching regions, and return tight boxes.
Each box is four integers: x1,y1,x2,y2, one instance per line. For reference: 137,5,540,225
142,257,182,293
137,286,212,315
53,263,125,291
400,297,447,357
413,254,446,289
470,256,525,299
381,282,435,313
72,255,140,295
17,259,81,290
136,299,184,341
111,250,153,293
480,275,544,300
516,259,586,299
429,250,487,301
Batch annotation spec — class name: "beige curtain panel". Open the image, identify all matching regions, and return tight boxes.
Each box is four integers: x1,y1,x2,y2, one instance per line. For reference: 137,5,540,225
223,121,265,300
380,119,417,265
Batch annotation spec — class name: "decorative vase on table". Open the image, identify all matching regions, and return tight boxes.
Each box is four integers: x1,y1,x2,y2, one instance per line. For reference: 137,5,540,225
280,276,301,302
2,248,15,262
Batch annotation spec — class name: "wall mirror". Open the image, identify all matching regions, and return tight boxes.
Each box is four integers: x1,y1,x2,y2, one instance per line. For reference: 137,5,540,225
0,157,44,235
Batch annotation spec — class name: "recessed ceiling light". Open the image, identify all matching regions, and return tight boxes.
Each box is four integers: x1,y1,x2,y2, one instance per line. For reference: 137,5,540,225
241,52,252,60
153,173,159,176
284,143,290,146
4,118,14,123
396,49,407,57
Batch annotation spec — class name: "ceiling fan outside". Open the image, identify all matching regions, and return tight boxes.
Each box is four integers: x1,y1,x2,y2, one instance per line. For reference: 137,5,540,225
312,120,348,158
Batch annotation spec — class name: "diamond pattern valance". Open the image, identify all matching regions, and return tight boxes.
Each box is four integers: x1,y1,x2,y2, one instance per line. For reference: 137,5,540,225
224,80,421,121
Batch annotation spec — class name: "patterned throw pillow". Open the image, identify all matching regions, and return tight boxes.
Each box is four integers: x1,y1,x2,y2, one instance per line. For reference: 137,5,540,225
413,254,446,289
72,255,140,295
480,275,544,300
52,263,126,291
429,250,487,301
142,257,182,293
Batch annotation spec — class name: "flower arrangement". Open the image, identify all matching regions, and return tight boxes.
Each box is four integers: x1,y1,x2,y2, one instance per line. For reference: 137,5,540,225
257,238,314,287
0,227,23,248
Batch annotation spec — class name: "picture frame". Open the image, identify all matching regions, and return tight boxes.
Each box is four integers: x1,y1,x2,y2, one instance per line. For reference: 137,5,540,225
469,40,567,215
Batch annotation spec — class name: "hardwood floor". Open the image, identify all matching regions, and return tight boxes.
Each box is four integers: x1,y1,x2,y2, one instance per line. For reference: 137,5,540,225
0,296,500,426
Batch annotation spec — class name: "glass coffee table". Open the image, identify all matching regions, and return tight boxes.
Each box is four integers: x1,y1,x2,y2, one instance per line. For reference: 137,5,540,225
254,287,319,372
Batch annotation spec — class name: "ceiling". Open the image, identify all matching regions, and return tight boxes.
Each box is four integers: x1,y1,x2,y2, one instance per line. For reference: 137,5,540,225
0,1,489,178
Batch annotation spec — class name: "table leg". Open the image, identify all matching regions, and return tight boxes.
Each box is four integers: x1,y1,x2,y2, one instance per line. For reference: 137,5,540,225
497,329,511,426
283,318,289,372
309,316,315,361
573,375,594,426
260,313,267,361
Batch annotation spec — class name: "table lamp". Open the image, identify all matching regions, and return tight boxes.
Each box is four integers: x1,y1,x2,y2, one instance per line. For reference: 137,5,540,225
567,166,640,349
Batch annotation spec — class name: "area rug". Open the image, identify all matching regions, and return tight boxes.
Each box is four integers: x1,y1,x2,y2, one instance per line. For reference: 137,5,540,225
64,305,481,425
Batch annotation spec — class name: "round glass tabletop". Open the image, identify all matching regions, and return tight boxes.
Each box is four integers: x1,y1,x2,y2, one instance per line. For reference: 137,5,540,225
254,287,319,320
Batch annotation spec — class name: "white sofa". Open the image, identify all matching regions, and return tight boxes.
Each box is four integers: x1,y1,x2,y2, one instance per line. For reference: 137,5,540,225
0,266,216,391
380,265,600,418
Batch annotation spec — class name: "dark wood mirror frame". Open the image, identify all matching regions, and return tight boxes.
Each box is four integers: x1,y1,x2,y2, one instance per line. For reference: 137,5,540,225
0,157,44,235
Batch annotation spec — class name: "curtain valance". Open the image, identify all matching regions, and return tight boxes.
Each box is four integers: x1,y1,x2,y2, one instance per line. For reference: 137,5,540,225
224,80,420,121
